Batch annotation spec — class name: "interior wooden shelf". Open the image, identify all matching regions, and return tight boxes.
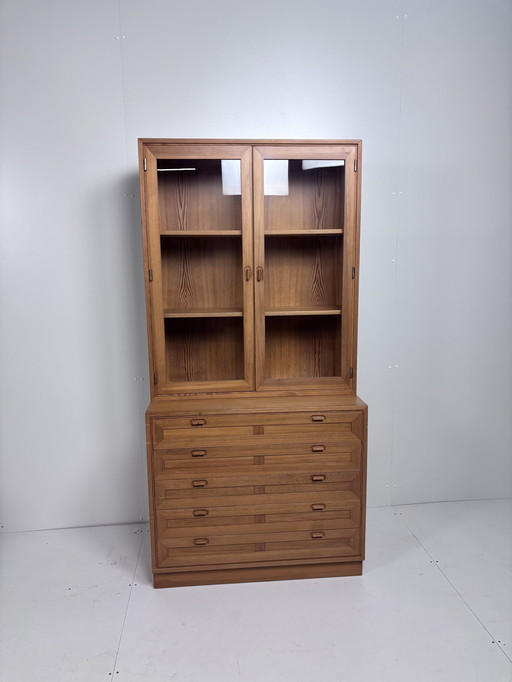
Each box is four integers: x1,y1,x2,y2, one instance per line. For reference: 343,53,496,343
265,229,343,236
160,230,242,237
265,306,342,317
164,308,244,318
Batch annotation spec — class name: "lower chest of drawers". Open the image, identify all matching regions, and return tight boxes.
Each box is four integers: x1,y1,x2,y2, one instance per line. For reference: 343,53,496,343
146,405,367,586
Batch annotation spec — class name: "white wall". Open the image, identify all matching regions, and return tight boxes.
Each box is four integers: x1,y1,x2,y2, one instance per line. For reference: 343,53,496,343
0,0,510,532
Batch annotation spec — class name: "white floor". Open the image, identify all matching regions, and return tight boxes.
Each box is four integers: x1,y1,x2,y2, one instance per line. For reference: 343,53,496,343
1,500,511,682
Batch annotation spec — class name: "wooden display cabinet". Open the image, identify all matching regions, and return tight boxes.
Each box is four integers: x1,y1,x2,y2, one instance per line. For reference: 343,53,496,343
139,139,366,588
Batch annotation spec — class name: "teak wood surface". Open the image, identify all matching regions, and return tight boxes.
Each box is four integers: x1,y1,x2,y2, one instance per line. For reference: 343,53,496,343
138,139,365,588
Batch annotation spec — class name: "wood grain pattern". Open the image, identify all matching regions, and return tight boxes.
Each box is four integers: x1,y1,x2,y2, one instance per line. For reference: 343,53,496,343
147,395,368,416
157,510,360,537
164,317,244,383
264,316,341,379
152,409,357,430
161,236,242,311
153,561,363,587
157,159,241,233
158,528,360,568
264,235,342,310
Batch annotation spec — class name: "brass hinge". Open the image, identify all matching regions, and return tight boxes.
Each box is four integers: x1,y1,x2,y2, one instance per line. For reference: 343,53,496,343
352,267,356,279
354,159,358,172
349,367,354,379
149,269,153,282
153,372,158,385
143,158,147,172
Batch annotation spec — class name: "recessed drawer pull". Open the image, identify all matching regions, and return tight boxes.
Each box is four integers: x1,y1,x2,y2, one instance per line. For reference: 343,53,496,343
311,445,326,453
311,503,326,511
193,538,209,546
193,509,209,517
311,414,326,422
191,449,207,458
311,531,325,539
311,474,326,482
192,480,208,488
190,418,206,427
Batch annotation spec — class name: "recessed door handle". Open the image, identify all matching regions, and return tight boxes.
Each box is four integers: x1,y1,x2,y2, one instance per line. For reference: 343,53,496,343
192,480,208,488
245,266,252,281
256,266,264,282
190,418,206,426
193,509,209,517
311,531,325,539
191,449,207,458
311,415,326,422
311,445,326,453
311,474,326,482
311,503,326,511
193,538,209,546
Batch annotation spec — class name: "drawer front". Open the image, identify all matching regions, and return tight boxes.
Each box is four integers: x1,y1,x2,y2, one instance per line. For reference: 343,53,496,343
156,501,361,536
155,411,355,430
153,439,361,473
155,450,360,478
156,489,359,516
157,528,360,568
149,405,366,574
152,416,357,450
155,471,360,507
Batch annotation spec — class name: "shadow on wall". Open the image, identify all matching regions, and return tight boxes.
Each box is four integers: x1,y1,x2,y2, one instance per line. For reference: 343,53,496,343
73,171,150,529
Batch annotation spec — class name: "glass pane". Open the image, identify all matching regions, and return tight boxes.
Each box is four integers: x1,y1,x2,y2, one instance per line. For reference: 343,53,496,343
262,157,345,382
157,158,242,232
264,159,345,232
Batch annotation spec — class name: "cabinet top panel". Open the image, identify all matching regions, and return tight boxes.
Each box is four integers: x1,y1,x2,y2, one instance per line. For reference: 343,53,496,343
139,138,362,146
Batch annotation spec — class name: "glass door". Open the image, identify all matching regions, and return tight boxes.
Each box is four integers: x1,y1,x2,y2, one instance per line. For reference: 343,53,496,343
143,143,254,393
253,144,358,390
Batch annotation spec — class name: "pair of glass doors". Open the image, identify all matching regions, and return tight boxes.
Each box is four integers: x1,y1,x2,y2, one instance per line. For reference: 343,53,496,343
141,142,359,394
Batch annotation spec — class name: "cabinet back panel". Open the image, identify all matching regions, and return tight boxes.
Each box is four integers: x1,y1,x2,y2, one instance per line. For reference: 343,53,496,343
158,159,242,232
165,318,244,382
264,235,342,309
161,237,242,310
265,316,341,379
264,161,344,232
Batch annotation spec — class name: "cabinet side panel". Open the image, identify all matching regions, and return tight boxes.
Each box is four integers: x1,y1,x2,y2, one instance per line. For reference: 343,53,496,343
139,142,156,398
145,413,158,573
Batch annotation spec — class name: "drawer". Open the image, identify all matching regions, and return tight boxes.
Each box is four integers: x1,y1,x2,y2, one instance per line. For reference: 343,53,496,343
156,488,359,515
152,417,356,450
157,451,360,476
153,438,361,474
156,501,361,536
159,468,355,489
155,471,360,507
157,527,360,568
154,411,355,430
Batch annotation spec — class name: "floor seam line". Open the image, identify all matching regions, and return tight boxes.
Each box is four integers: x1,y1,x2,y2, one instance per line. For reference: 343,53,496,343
391,506,512,665
110,528,145,676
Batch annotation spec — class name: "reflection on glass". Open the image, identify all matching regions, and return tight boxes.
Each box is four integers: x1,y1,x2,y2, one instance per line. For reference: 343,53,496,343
263,159,344,196
302,159,344,171
264,160,289,195
221,160,241,195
